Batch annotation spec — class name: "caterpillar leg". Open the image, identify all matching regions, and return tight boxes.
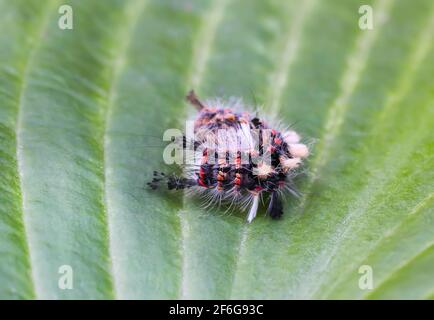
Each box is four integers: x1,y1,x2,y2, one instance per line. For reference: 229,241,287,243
267,192,283,219
147,171,166,190
167,175,197,190
147,171,196,190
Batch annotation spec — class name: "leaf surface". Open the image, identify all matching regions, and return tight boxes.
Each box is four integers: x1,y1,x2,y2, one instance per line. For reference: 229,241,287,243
0,0,433,299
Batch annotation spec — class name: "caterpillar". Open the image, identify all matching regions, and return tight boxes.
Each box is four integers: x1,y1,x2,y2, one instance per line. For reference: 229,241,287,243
148,91,309,223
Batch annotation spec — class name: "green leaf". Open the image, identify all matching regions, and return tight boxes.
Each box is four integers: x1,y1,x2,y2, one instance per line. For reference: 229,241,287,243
0,0,433,299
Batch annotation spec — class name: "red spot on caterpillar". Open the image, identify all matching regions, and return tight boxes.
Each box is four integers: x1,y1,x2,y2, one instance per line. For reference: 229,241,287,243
199,167,205,180
201,148,208,164
197,178,207,188
274,137,282,145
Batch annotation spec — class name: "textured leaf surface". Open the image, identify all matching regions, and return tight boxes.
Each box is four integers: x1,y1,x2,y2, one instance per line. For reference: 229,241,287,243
0,0,433,299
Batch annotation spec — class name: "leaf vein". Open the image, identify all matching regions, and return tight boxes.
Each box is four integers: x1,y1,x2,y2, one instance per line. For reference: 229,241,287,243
230,0,318,299
103,0,148,300
15,0,59,299
299,0,394,211
179,0,230,299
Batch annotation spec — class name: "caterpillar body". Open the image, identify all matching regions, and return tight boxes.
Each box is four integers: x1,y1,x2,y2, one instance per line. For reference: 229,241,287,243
148,91,309,223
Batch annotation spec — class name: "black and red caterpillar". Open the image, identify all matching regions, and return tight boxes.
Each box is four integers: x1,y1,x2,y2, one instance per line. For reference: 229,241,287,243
148,91,309,223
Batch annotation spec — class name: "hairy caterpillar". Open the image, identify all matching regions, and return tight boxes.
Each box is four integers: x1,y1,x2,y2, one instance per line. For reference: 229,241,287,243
148,91,309,223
